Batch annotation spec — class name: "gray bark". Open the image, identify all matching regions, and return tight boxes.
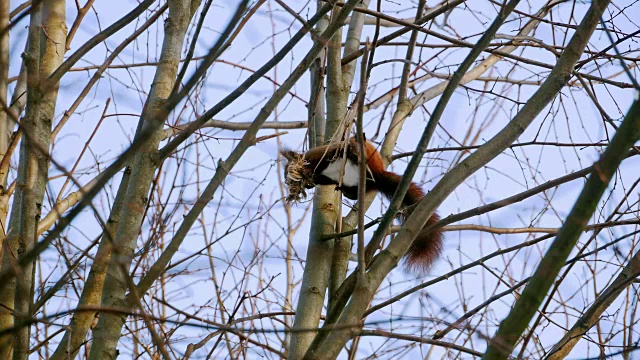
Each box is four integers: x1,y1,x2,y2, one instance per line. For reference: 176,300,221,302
87,1,201,358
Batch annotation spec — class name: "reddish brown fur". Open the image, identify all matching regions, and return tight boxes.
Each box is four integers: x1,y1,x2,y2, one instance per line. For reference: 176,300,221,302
368,169,442,274
282,138,443,274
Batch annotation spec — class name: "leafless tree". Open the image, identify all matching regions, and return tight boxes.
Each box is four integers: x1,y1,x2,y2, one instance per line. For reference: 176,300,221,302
0,0,638,359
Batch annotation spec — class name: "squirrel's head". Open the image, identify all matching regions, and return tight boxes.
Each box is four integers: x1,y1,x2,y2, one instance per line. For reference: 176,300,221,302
280,149,313,202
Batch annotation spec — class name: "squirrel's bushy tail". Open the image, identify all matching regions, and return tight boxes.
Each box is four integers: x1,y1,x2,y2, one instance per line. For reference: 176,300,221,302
373,171,443,274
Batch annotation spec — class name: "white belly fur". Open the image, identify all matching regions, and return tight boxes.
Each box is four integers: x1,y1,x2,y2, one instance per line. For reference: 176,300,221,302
320,159,360,187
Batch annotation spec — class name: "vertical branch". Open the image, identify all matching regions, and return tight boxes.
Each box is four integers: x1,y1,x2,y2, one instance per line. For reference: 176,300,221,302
328,14,351,308
324,14,344,140
0,47,27,197
0,0,11,252
307,0,329,149
0,0,15,355
396,0,423,104
355,44,369,277
289,1,341,354
0,3,39,350
288,3,334,359
292,1,328,351
308,57,326,148
87,0,202,359
327,0,371,310
379,0,424,162
288,0,363,357
340,0,371,89
49,167,131,360
2,0,67,359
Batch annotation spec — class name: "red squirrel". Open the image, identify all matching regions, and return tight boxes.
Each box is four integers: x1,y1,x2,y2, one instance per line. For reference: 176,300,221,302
281,138,443,273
